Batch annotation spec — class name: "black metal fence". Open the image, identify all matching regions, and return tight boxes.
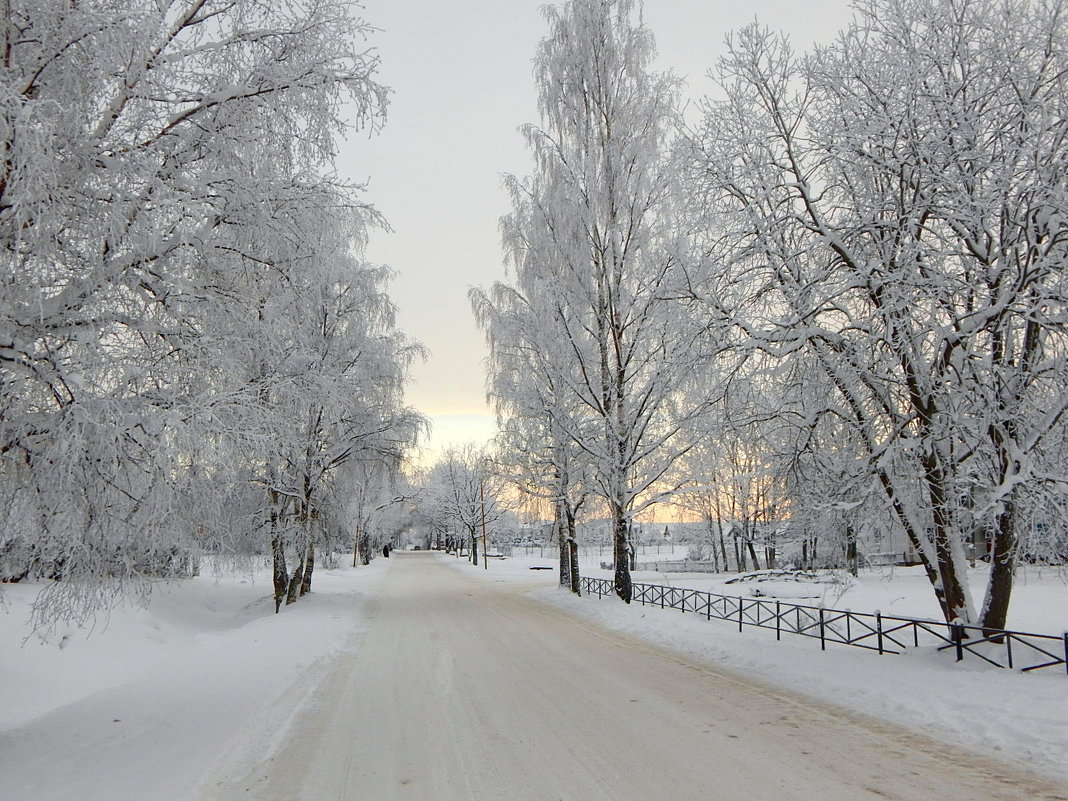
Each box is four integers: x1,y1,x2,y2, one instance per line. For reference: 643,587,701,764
579,576,1068,675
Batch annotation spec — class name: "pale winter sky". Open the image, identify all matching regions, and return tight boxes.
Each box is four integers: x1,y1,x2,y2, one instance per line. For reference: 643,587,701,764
343,0,853,464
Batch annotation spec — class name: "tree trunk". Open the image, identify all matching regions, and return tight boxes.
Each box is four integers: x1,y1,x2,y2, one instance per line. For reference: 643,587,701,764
558,515,570,589
980,416,1025,634
568,537,580,595
566,503,580,595
301,538,315,596
980,501,1017,634
613,506,631,603
270,513,288,614
746,540,760,572
470,529,478,566
927,455,972,624
706,519,720,572
845,525,858,576
286,555,304,605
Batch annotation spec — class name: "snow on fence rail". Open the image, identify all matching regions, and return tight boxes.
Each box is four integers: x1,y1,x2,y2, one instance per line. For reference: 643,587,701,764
578,577,1068,676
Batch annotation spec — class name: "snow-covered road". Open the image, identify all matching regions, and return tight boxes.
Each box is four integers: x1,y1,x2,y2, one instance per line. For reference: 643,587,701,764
201,552,1063,801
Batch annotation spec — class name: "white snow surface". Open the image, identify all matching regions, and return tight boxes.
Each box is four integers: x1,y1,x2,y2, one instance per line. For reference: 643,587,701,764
1,551,1066,800
0,559,391,801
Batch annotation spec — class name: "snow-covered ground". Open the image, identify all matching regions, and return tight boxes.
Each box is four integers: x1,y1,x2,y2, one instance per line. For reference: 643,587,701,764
460,552,1068,785
2,551,1066,799
579,554,1068,634
0,558,392,801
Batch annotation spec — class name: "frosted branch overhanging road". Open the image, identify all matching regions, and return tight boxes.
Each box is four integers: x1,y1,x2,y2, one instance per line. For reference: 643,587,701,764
205,553,1063,801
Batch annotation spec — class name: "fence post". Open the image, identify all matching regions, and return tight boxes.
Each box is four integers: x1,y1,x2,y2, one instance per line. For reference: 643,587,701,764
819,608,826,651
952,619,964,662
876,611,883,655
738,599,744,632
776,601,781,641
1063,632,1068,675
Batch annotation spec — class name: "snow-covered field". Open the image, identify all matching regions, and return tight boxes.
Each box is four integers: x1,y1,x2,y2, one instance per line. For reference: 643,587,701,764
2,552,1066,800
580,554,1068,634
462,553,1068,785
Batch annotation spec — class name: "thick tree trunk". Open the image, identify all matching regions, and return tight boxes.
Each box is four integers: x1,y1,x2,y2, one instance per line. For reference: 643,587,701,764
268,486,289,613
876,465,972,625
270,516,288,614
980,416,1025,634
923,450,972,624
932,536,969,624
980,501,1017,634
978,317,1039,632
470,529,478,566
286,556,304,605
613,506,631,603
558,516,570,589
565,503,580,595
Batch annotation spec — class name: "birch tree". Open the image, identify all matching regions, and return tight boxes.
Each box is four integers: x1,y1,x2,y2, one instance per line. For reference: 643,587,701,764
0,0,412,623
495,0,708,603
419,445,506,567
471,273,590,593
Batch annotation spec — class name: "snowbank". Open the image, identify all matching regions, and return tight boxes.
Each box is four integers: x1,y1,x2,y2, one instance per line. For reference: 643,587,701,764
0,559,391,801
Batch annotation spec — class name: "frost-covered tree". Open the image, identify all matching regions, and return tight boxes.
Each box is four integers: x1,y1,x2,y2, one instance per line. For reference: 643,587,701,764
470,277,590,593
0,0,420,623
260,244,422,609
345,456,420,568
682,0,1068,628
418,445,506,567
489,0,709,603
